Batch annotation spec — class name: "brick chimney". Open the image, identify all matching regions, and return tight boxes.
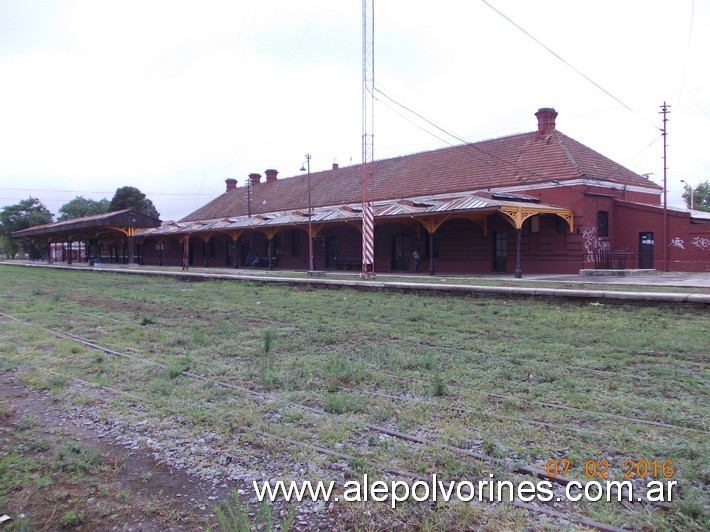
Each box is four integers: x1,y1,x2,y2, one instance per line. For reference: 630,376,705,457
225,178,237,192
332,163,339,170
249,173,261,187
264,168,278,183
535,107,558,135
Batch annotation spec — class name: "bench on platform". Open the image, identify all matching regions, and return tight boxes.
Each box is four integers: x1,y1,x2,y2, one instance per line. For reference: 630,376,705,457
336,257,362,270
247,257,278,268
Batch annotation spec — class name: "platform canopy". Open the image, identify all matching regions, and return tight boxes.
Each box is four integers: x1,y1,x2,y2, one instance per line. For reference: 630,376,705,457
136,192,573,240
11,209,161,242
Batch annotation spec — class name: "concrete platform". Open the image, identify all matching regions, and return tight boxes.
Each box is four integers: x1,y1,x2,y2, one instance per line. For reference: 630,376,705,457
3,261,708,307
579,268,657,277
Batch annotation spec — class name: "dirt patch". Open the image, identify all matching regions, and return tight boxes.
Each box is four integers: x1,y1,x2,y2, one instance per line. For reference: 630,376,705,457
0,371,222,531
0,370,358,531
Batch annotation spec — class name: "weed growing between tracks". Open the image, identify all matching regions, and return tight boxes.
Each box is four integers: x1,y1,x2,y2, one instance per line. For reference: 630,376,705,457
0,392,201,531
0,265,708,530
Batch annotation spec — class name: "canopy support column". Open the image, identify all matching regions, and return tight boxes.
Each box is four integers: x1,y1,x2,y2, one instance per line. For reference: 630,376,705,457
182,234,190,271
128,236,136,264
515,228,522,279
414,214,452,276
268,237,274,270
497,206,573,279
256,228,280,271
223,230,244,269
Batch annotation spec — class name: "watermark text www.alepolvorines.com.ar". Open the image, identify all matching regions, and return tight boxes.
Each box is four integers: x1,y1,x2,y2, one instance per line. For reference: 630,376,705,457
253,474,677,508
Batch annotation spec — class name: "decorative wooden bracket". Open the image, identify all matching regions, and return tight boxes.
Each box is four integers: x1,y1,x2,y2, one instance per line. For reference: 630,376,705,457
256,227,281,241
497,206,573,232
414,214,453,234
107,226,136,237
221,229,245,242
412,213,488,235
555,211,574,232
194,231,213,243
498,207,540,230
344,220,363,234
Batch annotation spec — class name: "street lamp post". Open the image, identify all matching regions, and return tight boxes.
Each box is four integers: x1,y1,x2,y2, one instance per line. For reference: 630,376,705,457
300,154,314,272
681,179,694,210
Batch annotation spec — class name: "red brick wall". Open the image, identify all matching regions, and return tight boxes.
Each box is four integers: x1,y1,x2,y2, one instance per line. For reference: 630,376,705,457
138,192,707,273
614,201,710,272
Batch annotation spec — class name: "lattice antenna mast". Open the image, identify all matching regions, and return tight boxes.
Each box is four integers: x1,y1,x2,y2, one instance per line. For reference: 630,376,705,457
660,101,670,272
360,0,376,279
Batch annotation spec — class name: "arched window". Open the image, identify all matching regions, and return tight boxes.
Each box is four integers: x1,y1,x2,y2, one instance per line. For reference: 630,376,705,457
597,211,609,237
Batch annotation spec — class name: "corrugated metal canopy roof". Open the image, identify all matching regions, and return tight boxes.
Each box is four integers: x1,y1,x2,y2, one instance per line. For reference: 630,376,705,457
137,192,572,238
11,209,161,239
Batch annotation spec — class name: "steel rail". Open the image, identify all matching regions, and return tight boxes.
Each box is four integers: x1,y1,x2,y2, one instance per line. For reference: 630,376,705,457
1,312,678,516
25,366,625,532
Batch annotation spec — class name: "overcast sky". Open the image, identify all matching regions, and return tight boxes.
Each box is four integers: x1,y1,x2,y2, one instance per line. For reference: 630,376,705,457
1,0,707,221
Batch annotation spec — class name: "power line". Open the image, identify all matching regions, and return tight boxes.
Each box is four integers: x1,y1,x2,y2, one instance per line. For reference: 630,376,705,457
480,0,634,114
0,187,214,197
375,87,546,180
677,0,695,102
221,0,327,182
377,97,458,148
375,88,467,145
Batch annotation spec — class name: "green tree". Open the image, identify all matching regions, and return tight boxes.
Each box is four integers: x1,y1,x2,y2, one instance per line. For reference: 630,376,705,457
0,197,53,257
682,180,709,212
57,196,110,221
109,186,160,218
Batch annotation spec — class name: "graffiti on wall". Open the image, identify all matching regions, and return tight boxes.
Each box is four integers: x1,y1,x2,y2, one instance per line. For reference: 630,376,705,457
668,236,709,252
669,237,685,249
691,236,710,251
582,225,609,262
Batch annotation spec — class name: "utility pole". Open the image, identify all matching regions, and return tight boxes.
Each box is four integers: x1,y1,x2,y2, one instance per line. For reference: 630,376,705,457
247,176,252,218
360,0,375,279
301,154,315,272
660,102,670,272
681,179,694,210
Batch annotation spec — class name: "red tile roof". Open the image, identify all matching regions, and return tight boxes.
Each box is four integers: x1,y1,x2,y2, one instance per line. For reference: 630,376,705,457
181,129,661,222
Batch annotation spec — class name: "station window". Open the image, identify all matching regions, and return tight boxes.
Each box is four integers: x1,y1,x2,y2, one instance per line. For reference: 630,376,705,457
597,211,609,237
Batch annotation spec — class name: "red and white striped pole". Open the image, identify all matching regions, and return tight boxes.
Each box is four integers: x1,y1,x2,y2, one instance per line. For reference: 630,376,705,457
182,234,189,271
361,0,375,279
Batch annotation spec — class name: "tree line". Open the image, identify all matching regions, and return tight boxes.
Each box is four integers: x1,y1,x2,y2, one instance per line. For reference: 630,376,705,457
2,181,709,259
0,186,160,258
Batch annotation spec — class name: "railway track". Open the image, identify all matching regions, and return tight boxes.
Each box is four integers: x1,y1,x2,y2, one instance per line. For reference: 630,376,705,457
2,310,691,530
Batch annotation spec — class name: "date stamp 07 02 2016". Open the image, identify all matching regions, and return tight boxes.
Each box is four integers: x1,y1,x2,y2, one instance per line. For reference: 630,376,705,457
546,459,675,480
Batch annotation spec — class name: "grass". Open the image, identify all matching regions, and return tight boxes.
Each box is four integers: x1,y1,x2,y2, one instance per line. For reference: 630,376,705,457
55,442,103,474
323,392,365,414
59,509,85,528
0,416,104,530
212,489,296,532
0,380,209,531
0,265,707,530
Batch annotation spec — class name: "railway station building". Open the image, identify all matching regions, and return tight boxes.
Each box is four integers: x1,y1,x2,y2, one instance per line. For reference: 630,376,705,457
12,108,710,274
